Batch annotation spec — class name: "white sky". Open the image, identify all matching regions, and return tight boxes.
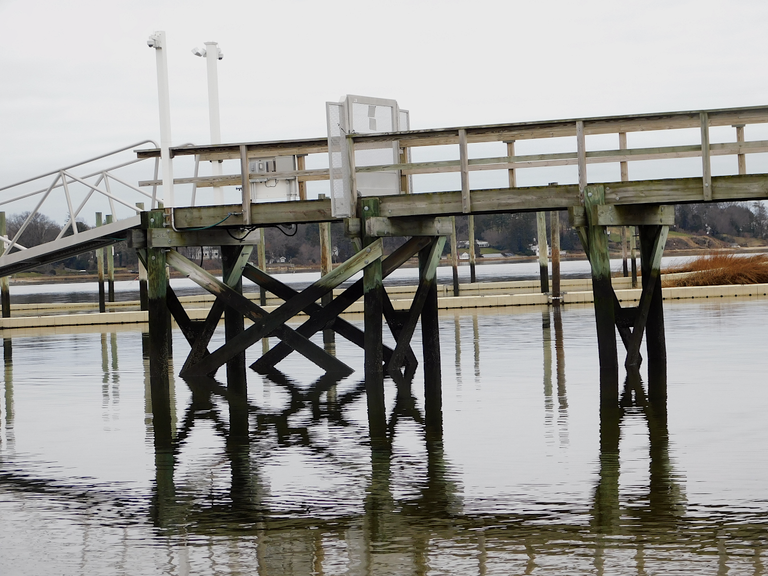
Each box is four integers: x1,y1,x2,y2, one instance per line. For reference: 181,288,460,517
1,0,767,219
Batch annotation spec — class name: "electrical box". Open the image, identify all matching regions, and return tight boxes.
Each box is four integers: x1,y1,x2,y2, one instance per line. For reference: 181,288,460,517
248,155,298,202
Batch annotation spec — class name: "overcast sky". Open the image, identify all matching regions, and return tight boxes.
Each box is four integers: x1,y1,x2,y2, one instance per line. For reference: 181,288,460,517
2,0,767,215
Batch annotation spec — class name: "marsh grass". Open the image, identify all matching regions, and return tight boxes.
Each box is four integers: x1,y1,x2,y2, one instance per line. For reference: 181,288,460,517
664,253,768,286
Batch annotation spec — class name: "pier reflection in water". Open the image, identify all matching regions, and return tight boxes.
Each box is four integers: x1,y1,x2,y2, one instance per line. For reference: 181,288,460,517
1,300,768,574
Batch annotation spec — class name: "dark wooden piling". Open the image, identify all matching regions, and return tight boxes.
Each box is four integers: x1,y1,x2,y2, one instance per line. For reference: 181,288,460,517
630,226,638,288
136,203,149,311
105,214,115,303
257,229,267,306
145,210,171,415
96,212,106,313
319,220,335,347
0,212,10,318
550,211,561,302
537,212,549,293
420,237,443,438
621,227,629,277
450,216,460,296
639,225,667,403
361,198,387,445
468,215,477,283
222,246,248,393
584,186,619,403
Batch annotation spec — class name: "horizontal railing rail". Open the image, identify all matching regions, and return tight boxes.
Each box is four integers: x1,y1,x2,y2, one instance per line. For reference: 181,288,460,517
0,140,159,259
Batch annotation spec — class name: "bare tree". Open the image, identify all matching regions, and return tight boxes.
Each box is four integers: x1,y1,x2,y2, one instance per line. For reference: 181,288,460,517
6,212,61,249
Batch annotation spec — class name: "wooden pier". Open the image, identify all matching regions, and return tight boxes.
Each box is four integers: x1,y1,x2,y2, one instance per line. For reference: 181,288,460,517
4,104,768,436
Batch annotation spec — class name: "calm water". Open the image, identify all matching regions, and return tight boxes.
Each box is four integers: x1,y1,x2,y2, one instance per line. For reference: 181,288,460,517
1,298,767,574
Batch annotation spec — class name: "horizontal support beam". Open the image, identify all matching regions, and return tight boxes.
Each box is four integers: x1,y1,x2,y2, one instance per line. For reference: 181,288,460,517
152,174,768,233
365,216,453,237
136,228,263,248
569,205,675,227
171,198,338,228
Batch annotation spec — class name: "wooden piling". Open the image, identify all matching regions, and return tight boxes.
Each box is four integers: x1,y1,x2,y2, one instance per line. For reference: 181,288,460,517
550,211,561,301
145,210,171,420
639,225,667,403
136,203,149,311
105,215,115,303
630,226,638,288
361,198,387,446
257,229,267,306
584,185,619,403
222,246,248,393
420,237,443,439
0,212,10,318
450,216,459,296
468,215,477,283
621,227,629,277
319,220,335,347
536,212,549,293
96,212,106,313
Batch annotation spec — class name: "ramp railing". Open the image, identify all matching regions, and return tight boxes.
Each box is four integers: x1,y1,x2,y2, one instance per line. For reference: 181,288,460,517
0,140,159,259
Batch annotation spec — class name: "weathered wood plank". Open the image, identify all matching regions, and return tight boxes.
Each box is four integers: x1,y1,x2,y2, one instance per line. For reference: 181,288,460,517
148,227,262,247
570,204,675,227
365,216,453,237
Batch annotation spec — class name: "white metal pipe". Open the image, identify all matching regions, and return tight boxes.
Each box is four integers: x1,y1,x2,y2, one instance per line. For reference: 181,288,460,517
204,41,223,204
149,31,174,207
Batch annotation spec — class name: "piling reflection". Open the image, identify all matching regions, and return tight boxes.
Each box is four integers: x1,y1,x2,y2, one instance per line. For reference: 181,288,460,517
2,337,12,449
543,308,569,445
591,368,685,539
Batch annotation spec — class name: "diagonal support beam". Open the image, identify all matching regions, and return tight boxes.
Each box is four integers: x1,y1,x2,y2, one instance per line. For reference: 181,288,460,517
243,264,398,369
249,236,431,372
625,225,668,368
180,245,253,374
381,291,418,384
387,236,446,379
576,226,636,356
165,249,353,377
186,240,383,377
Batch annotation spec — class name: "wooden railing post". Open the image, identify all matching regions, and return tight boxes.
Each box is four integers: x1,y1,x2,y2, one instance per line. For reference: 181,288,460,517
96,212,105,313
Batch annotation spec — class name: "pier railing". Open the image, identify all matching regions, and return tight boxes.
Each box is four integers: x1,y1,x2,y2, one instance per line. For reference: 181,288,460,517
137,104,768,220
0,140,160,258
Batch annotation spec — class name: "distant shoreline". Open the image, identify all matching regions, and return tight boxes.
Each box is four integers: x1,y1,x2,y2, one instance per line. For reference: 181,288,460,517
8,246,768,286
